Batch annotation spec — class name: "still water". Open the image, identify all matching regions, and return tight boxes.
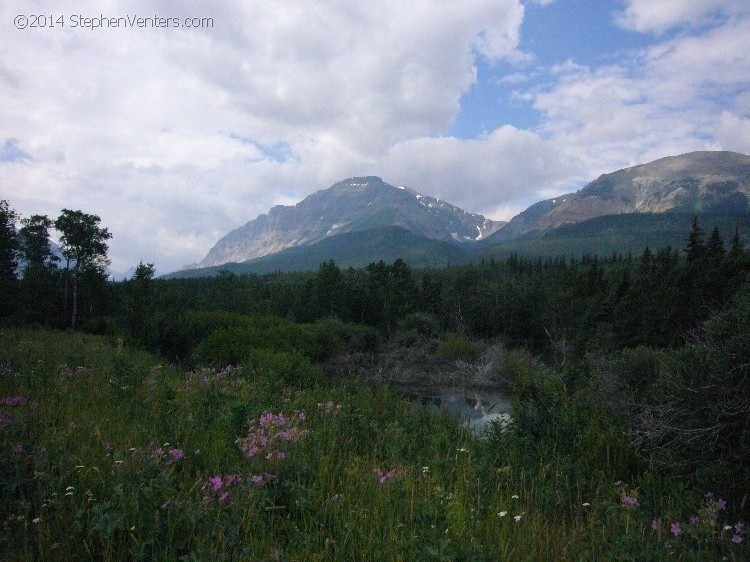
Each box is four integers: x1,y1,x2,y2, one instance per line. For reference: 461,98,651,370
401,386,512,435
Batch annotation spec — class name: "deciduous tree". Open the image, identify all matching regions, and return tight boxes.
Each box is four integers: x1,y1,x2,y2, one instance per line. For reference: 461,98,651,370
54,209,112,329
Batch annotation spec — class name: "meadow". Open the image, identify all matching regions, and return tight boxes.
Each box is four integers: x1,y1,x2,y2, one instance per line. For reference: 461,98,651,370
2,328,747,561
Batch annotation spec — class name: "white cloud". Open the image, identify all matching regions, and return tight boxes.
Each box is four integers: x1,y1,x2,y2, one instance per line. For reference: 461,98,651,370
615,0,749,34
528,7,750,179
1,0,527,272
378,125,578,217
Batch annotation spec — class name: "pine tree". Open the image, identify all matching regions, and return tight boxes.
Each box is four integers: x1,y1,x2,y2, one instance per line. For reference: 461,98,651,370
684,216,705,262
706,226,725,258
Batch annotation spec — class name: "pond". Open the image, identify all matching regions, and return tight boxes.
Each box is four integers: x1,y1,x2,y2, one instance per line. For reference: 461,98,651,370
399,386,512,435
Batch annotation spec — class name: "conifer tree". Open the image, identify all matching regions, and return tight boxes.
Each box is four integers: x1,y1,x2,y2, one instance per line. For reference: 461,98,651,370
684,216,705,262
706,226,725,258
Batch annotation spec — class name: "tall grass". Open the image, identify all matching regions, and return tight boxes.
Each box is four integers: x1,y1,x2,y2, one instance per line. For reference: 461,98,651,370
1,328,746,560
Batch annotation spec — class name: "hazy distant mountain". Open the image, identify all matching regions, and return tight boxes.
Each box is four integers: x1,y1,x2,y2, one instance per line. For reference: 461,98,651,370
488,151,750,242
190,177,504,269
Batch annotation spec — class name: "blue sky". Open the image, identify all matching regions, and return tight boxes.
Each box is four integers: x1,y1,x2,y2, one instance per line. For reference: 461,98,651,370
1,0,749,273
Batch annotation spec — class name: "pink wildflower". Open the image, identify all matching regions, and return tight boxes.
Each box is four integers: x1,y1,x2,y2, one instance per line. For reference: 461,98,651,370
735,522,745,533
168,448,185,461
670,522,682,537
690,515,700,525
208,475,223,491
219,491,230,503
651,518,659,532
373,467,403,484
733,534,743,544
225,474,243,486
717,498,727,511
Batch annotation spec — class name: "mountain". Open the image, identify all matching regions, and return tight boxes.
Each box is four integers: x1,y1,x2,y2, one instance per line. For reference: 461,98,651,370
480,212,750,261
190,176,503,269
488,151,750,242
167,226,469,278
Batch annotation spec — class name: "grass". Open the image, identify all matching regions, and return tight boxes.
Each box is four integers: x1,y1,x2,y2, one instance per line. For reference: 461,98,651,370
1,328,747,560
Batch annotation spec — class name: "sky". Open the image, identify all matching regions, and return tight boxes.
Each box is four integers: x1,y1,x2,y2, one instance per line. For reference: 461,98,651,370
2,0,749,274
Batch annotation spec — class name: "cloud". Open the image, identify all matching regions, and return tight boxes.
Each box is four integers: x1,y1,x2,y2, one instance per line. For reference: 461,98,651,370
1,0,748,273
378,126,578,218
1,0,527,272
528,8,750,177
615,0,749,34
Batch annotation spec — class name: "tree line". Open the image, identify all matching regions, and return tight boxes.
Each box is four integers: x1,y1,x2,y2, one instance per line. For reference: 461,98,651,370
0,199,111,329
2,196,749,362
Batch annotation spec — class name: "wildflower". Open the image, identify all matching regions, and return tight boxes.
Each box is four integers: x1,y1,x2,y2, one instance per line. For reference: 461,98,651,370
690,516,700,525
498,511,507,517
11,443,23,454
457,447,469,453
225,474,243,486
733,534,743,544
250,474,264,486
373,467,403,484
670,522,682,537
621,494,639,507
511,494,519,499
717,498,727,511
735,522,745,533
208,475,223,491
614,480,624,487
582,502,590,507
724,525,733,531
32,518,40,524
168,448,185,461
422,466,429,475
219,492,230,503
514,513,524,522
651,518,659,532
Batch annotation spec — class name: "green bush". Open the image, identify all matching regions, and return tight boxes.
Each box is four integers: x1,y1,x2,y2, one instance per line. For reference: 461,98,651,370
436,334,486,362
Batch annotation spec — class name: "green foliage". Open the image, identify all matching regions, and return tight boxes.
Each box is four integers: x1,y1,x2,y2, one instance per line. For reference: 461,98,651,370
436,334,486,362
0,199,18,319
2,329,748,560
18,214,57,272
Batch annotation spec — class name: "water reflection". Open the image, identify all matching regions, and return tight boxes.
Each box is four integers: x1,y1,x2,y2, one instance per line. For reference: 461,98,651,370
401,386,512,435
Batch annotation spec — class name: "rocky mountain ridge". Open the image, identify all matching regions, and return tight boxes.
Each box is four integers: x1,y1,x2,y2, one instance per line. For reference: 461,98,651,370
490,151,750,241
192,176,503,269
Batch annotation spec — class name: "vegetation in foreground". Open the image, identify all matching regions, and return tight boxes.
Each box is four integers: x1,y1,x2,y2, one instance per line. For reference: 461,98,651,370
1,328,747,561
1,201,749,558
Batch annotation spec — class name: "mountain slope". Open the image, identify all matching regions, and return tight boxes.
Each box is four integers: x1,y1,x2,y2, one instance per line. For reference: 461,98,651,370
489,151,750,241
192,177,503,269
168,226,468,278
478,212,750,261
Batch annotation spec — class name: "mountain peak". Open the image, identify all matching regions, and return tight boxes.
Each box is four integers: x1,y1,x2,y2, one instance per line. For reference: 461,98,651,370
191,177,503,269
492,150,750,240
